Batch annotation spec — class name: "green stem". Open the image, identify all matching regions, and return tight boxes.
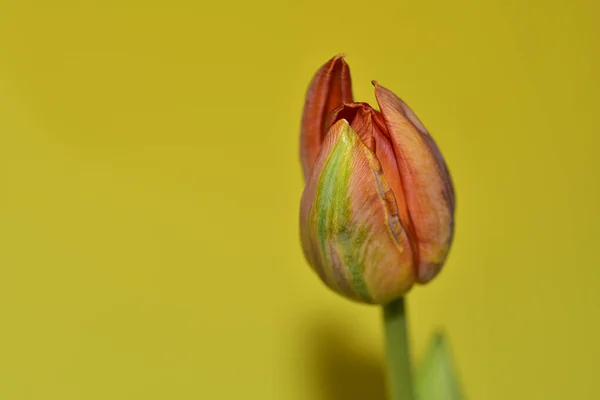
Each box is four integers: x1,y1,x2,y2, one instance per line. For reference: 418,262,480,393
383,297,415,400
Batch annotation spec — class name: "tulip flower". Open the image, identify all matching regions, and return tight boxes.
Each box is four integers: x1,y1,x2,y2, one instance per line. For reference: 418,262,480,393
298,55,462,400
299,55,455,305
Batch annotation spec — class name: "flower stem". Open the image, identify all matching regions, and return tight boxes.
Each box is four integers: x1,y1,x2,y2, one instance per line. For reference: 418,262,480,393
383,297,415,400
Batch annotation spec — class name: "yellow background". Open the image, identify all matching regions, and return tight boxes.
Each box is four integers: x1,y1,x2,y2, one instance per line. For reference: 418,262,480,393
1,0,599,399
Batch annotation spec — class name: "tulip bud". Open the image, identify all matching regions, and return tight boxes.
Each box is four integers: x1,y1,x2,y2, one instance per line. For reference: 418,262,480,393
299,55,455,304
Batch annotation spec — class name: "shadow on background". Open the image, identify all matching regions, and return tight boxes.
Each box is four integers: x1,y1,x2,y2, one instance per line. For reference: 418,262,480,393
308,321,386,400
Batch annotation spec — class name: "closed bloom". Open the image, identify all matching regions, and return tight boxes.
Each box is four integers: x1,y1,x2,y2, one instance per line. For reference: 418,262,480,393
299,55,455,304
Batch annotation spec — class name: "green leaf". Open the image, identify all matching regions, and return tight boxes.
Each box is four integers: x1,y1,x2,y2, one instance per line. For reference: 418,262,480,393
415,332,464,400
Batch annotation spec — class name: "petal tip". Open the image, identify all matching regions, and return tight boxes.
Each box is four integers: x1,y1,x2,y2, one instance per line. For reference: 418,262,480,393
329,53,348,67
328,118,355,144
330,117,351,131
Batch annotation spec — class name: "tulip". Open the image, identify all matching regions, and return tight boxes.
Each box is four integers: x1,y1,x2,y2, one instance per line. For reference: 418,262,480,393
299,55,455,305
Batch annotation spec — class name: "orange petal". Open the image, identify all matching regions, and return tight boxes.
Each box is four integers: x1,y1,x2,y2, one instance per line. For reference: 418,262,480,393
373,82,455,283
300,55,353,181
370,114,416,251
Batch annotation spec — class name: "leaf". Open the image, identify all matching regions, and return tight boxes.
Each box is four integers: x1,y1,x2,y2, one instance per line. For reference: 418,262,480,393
415,332,464,400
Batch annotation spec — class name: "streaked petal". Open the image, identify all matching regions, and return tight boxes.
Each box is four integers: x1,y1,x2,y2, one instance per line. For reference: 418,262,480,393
327,103,417,260
300,119,414,304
